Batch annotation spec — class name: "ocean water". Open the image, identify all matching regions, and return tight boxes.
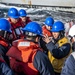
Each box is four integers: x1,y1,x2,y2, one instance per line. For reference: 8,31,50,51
0,3,75,25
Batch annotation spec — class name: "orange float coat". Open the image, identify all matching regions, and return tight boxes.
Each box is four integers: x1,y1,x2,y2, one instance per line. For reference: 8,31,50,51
42,26,52,37
6,39,42,75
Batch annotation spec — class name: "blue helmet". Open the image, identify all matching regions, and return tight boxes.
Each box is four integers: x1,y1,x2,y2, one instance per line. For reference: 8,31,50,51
8,8,19,18
0,18,12,33
19,9,27,17
45,17,54,26
22,22,42,36
51,21,65,32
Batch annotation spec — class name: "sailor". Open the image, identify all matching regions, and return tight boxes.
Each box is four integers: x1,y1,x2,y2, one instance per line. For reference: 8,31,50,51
0,18,12,66
40,17,54,55
43,21,72,75
0,18,15,75
6,22,55,75
8,8,24,43
61,25,75,75
19,9,31,27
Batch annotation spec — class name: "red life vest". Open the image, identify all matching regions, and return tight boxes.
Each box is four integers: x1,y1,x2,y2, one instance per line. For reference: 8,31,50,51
0,37,9,48
20,17,32,28
42,26,52,37
6,39,42,75
8,18,24,40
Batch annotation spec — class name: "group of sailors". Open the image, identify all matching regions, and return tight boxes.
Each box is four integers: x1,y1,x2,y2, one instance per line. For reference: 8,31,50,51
0,7,75,75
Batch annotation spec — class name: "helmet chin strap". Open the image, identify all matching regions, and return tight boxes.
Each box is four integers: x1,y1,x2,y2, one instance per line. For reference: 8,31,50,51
4,31,7,39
